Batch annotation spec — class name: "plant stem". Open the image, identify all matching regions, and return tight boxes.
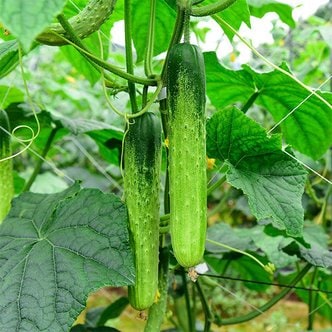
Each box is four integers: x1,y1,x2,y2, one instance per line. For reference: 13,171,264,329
307,267,318,330
52,32,158,86
218,263,312,325
161,7,186,81
124,0,138,113
191,0,237,16
195,279,212,332
56,13,119,89
145,0,157,77
23,127,58,192
181,268,195,332
145,247,170,331
183,9,191,44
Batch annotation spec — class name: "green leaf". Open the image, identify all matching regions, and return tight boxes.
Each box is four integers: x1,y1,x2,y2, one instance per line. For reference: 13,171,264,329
206,223,253,253
97,297,129,326
250,225,299,268
207,107,307,237
0,85,24,109
204,52,332,159
213,0,251,41
248,0,296,28
87,129,123,165
298,223,332,268
0,0,67,52
0,183,134,331
0,40,19,79
232,255,271,291
131,0,176,63
261,223,332,268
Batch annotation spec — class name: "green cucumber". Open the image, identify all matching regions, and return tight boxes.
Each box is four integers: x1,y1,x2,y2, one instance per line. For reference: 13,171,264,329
124,112,162,310
167,43,207,268
0,110,14,222
36,0,117,46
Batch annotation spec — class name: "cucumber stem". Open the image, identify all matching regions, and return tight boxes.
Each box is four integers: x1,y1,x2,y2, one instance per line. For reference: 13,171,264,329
218,264,312,325
51,32,158,86
191,0,237,16
56,13,120,89
124,0,138,113
145,0,157,77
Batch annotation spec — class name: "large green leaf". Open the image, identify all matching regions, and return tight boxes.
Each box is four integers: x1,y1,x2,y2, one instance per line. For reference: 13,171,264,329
131,0,176,63
0,0,67,52
207,107,307,237
248,0,295,28
0,183,134,331
204,52,332,159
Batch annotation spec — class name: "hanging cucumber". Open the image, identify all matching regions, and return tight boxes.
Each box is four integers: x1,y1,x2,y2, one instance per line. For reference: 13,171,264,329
124,112,162,310
0,110,14,222
167,43,207,268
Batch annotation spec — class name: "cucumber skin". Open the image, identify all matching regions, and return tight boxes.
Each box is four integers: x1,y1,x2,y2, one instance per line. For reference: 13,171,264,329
167,43,207,268
124,112,162,310
0,110,14,223
36,0,117,46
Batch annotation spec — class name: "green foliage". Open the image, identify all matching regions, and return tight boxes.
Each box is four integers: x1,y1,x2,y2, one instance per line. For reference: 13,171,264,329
204,52,332,159
0,0,331,330
0,0,67,51
0,183,134,330
207,107,307,237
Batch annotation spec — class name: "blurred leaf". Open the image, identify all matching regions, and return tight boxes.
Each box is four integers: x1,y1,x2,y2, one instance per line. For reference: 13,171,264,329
0,183,134,331
264,223,332,268
57,116,123,136
317,25,332,48
131,0,175,63
98,297,129,326
298,223,332,268
87,129,123,165
204,52,332,159
248,0,295,28
207,107,307,237
250,225,298,268
0,86,24,109
212,0,251,41
0,0,67,52
0,40,19,78
295,269,332,322
206,223,253,253
30,171,68,193
232,255,271,291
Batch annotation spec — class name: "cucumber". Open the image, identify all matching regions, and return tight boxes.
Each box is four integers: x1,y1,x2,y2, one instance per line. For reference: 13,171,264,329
167,43,207,268
124,112,162,310
36,0,117,46
0,110,14,222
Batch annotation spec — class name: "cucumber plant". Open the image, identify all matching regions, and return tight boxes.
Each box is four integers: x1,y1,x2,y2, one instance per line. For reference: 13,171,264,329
0,0,331,331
